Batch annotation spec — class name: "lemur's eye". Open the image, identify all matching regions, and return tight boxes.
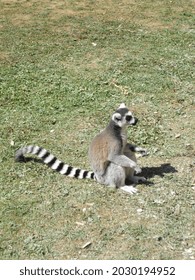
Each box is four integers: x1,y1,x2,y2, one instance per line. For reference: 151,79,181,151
126,115,132,122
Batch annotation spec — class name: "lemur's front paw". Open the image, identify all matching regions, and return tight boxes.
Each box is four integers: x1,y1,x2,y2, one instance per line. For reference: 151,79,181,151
128,144,149,157
135,165,142,174
140,149,149,157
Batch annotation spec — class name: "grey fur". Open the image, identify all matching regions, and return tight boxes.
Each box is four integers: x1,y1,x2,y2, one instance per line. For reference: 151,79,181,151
88,103,147,193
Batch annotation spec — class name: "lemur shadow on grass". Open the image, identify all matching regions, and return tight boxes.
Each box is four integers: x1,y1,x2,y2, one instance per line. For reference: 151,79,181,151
140,163,178,185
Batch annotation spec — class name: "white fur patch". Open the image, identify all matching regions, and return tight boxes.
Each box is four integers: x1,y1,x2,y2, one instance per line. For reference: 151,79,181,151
37,148,48,158
59,164,69,175
118,103,126,109
51,159,61,170
120,185,137,194
43,154,55,164
86,171,94,179
69,167,77,177
32,146,41,155
78,170,84,179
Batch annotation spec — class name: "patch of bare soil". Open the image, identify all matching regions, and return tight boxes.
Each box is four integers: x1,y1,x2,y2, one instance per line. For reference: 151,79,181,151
2,0,192,30
0,51,10,61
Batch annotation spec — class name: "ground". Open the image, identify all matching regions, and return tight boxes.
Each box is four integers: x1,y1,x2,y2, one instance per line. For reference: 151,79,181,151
0,0,194,259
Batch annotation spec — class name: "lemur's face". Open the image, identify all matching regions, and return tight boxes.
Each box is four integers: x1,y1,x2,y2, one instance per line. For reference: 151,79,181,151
112,103,138,128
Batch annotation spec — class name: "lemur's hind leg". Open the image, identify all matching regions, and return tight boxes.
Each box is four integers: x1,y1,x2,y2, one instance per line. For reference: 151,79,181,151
96,163,137,194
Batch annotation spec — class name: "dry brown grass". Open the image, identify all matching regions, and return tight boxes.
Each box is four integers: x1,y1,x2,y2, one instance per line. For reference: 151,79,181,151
1,0,194,29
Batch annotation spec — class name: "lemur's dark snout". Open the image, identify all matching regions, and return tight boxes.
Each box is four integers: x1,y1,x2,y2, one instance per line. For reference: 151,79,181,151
132,117,138,125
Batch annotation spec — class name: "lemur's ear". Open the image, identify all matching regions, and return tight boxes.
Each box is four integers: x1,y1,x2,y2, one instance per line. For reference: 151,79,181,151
118,103,126,109
112,112,122,122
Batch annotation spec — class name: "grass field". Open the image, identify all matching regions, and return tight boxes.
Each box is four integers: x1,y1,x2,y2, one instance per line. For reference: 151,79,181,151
0,0,195,260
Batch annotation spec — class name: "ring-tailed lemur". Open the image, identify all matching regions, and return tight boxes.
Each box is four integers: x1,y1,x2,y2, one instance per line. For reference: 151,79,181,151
15,103,148,194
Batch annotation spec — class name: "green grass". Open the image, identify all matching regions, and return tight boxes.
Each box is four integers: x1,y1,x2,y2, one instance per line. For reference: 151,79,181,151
0,0,195,260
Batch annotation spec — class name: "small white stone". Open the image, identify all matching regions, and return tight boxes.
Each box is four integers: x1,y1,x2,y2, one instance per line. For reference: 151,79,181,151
10,140,14,146
137,208,143,214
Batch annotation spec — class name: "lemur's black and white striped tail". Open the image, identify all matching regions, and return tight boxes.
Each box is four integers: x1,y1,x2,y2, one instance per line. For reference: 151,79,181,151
15,145,95,180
